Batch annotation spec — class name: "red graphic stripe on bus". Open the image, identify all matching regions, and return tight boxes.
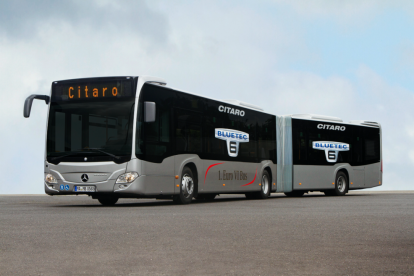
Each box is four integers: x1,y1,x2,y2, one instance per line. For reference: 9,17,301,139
204,163,224,185
241,168,257,186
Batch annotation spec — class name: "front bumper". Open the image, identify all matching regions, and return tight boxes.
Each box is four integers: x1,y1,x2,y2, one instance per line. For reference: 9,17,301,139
44,175,153,196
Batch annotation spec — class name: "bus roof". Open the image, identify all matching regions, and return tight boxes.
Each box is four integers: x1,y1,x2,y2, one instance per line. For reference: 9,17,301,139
285,114,381,128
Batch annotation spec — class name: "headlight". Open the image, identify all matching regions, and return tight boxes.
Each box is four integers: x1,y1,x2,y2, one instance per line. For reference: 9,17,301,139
45,174,57,184
116,172,139,183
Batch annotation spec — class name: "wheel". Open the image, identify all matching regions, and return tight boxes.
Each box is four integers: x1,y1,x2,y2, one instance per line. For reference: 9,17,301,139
173,167,196,204
245,170,271,199
333,171,348,196
257,170,271,199
284,191,305,197
196,193,216,201
98,197,119,206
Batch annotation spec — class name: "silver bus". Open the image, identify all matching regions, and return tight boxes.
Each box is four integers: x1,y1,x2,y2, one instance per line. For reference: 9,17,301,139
277,114,382,197
24,76,382,205
24,76,277,205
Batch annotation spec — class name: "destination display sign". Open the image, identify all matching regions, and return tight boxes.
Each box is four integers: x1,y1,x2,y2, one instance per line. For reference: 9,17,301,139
52,79,134,102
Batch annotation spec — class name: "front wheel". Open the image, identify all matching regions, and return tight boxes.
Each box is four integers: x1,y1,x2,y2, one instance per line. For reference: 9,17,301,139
173,167,196,204
98,197,119,206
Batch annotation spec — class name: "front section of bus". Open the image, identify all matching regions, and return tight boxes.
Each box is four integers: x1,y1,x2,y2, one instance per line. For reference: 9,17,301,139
41,76,142,198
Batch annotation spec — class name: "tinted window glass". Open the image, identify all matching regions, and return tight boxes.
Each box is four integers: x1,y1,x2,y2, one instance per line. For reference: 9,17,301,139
292,119,380,166
136,84,277,164
364,127,380,163
175,109,202,154
136,84,174,162
47,98,135,164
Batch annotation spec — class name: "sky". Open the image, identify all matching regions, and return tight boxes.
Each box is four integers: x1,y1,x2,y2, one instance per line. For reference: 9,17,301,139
1,0,414,194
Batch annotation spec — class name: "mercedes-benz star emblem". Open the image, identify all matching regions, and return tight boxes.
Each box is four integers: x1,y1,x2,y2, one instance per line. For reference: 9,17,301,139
81,174,89,182
84,157,88,161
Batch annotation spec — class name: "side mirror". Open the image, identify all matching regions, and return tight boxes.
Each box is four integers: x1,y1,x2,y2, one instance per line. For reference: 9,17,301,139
144,102,156,122
24,94,50,118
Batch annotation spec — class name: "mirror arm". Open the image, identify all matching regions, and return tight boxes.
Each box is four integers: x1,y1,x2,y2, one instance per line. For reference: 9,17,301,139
24,94,50,118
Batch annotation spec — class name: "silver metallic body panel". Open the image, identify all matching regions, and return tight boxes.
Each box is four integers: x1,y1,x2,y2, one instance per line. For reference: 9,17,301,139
292,163,380,190
45,161,127,194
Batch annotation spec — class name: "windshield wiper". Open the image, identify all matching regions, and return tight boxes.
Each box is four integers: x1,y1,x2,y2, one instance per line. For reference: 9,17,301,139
50,151,85,162
50,148,120,162
86,148,120,160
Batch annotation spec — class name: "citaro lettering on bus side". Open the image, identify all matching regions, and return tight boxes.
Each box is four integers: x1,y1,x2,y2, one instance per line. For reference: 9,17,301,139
317,124,346,131
218,105,245,117
67,86,118,99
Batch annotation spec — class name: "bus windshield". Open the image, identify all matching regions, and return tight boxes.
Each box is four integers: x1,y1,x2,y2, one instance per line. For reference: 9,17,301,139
46,78,136,164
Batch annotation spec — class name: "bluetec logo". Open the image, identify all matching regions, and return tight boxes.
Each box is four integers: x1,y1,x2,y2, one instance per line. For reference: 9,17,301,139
312,141,349,163
215,128,249,157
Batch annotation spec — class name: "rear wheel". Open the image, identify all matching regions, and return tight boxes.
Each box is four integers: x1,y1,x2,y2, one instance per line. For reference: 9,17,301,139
98,197,119,206
333,171,348,196
284,191,305,197
173,167,196,204
245,170,271,199
257,170,271,199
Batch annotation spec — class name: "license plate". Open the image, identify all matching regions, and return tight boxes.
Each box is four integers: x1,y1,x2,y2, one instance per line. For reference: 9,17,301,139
75,186,96,192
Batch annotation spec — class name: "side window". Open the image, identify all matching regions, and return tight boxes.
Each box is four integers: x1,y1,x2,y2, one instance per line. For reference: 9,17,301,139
203,115,226,159
136,84,173,162
351,127,363,165
293,127,307,163
363,127,380,164
175,109,202,154
238,117,257,162
257,114,277,163
306,123,329,164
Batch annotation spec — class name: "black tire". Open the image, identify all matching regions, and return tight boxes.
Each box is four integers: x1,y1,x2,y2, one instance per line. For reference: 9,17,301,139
98,197,119,206
284,191,305,197
257,170,271,199
324,190,335,196
173,167,196,204
196,193,216,202
245,193,256,199
333,171,348,196
245,170,271,199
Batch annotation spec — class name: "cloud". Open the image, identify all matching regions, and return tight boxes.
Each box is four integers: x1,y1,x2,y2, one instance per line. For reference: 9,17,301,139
0,0,169,44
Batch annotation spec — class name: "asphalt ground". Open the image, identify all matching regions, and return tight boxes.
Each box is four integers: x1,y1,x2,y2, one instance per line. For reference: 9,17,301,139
1,191,413,276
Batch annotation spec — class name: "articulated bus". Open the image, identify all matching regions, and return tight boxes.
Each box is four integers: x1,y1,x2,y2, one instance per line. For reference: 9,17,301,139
23,76,382,205
277,114,382,196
